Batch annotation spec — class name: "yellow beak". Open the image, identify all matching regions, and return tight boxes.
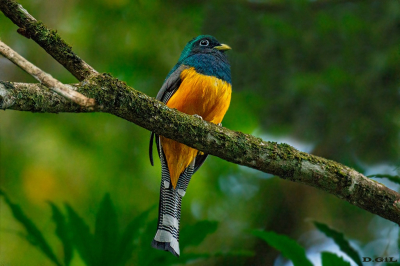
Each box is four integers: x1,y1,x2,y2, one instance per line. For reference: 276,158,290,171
214,44,232,51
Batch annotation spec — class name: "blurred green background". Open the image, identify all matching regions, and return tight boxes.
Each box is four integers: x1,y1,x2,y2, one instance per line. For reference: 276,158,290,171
1,0,400,265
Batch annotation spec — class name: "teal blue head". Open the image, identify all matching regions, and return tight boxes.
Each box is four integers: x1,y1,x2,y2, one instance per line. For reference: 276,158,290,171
178,35,231,63
174,35,232,83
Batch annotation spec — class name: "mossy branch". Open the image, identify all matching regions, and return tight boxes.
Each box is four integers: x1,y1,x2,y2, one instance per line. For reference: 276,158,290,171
1,76,400,225
1,0,400,225
0,40,95,107
0,0,97,81
0,81,94,112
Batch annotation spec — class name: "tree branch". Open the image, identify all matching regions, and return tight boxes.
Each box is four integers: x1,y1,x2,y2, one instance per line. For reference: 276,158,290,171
0,0,97,81
0,40,95,107
0,81,94,112
1,76,400,225
1,0,399,225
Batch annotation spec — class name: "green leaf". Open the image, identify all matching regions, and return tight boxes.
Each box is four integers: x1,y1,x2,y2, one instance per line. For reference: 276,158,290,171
252,230,313,266
0,190,61,266
49,203,73,266
137,218,170,266
170,250,253,265
210,250,255,265
321,252,351,266
118,205,155,265
170,253,211,264
137,216,251,266
212,250,255,257
142,219,219,266
66,204,95,266
314,222,362,266
166,250,254,265
367,174,400,185
180,220,218,247
93,193,119,266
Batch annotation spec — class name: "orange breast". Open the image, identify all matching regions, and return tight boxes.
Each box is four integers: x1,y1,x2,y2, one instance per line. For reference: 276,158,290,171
160,67,232,188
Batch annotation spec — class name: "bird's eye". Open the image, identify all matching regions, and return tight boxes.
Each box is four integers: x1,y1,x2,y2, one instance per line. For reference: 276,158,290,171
200,39,209,46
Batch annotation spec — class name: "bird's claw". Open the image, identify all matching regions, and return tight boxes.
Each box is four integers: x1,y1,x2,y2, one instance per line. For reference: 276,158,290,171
217,122,222,127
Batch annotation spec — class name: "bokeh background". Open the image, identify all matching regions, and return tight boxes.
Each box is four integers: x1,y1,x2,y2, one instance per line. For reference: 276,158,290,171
1,0,400,265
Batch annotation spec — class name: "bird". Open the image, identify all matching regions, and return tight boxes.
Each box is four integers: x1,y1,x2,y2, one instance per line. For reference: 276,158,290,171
149,35,232,257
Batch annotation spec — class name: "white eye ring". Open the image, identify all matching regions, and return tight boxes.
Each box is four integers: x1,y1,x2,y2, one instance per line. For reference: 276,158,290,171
200,39,209,46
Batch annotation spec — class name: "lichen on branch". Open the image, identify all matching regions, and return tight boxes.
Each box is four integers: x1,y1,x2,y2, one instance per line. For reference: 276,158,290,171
0,0,97,81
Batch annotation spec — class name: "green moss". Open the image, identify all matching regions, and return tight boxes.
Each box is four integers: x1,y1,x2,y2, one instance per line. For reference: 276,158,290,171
0,81,14,90
337,169,347,177
393,200,400,213
4,0,20,17
27,21,73,54
3,3,93,80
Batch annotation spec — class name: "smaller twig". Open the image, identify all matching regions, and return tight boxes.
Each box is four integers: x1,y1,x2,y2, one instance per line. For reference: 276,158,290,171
0,81,96,112
0,0,98,81
0,40,95,107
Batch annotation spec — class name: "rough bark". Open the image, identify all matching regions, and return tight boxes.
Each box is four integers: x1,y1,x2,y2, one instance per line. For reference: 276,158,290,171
0,41,95,107
1,77,400,225
1,0,400,225
0,0,97,81
0,81,92,112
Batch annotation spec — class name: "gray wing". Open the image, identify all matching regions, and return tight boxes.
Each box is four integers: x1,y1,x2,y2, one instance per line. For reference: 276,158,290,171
149,64,209,171
156,65,188,102
149,65,188,166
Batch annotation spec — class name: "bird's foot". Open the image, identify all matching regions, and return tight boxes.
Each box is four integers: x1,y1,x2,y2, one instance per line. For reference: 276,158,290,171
217,122,222,127
193,114,203,120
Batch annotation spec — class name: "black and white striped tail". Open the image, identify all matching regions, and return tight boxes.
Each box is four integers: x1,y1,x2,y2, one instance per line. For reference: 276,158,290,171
152,147,195,257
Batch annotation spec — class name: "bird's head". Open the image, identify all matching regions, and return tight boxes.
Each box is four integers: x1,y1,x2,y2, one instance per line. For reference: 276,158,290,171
178,35,231,62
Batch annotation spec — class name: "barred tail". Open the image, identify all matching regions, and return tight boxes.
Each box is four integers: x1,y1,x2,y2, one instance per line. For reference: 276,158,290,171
152,148,195,257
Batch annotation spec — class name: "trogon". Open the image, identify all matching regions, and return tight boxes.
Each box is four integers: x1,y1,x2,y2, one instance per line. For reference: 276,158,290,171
149,35,232,257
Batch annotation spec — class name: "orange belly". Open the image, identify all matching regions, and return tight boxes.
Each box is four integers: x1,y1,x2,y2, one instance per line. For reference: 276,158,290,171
160,67,232,188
